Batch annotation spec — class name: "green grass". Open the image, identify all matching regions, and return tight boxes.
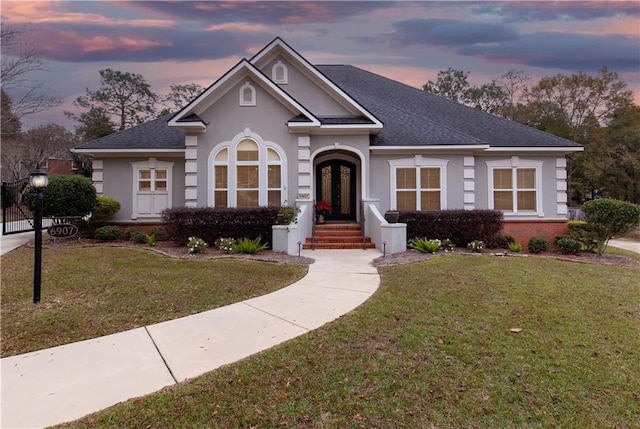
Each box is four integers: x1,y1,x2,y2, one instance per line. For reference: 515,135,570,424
1,246,307,357
55,256,639,428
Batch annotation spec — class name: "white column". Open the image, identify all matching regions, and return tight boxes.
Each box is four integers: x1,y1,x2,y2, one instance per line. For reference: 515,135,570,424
463,156,475,210
184,135,198,207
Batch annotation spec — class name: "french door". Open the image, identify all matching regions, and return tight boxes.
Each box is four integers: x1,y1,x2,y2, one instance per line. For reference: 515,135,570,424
315,160,356,221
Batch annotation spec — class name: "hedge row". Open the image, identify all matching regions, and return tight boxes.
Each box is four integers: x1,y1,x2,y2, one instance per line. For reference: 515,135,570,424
398,209,504,247
161,206,279,246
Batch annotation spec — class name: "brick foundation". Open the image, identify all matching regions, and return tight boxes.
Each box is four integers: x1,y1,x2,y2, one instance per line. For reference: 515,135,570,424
502,220,569,248
113,221,164,234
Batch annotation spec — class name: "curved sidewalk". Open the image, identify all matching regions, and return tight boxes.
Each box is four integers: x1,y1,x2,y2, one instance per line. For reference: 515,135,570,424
1,249,380,429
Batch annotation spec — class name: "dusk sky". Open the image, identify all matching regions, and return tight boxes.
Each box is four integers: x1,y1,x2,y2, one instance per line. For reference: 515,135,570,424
2,1,639,130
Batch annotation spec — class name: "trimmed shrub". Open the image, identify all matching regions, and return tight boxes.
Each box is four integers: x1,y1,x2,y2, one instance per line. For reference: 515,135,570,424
77,195,121,237
23,174,96,218
528,237,549,254
555,236,582,255
124,227,144,241
567,221,598,253
398,210,503,248
581,198,640,255
162,206,279,247
129,230,148,244
91,196,121,223
497,234,515,249
94,225,121,241
150,227,168,241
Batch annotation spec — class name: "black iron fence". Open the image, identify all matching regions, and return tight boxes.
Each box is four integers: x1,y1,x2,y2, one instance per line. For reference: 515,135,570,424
1,176,52,235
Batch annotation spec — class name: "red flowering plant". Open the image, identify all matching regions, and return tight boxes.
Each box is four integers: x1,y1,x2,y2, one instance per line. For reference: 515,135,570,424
315,201,332,216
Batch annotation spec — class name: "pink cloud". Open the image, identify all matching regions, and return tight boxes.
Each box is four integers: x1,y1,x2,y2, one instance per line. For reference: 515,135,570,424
2,1,173,28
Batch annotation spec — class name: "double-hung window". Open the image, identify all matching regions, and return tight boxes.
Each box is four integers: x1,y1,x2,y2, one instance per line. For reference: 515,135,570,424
487,158,543,215
389,157,448,211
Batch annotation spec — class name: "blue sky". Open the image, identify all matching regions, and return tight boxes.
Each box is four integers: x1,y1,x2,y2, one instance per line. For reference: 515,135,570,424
2,1,639,129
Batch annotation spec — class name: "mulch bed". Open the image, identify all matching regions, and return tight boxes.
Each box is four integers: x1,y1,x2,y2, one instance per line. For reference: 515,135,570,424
36,238,640,269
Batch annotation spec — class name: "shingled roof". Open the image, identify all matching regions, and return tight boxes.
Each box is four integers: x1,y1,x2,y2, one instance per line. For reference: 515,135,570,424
75,114,185,150
316,65,581,148
76,66,581,151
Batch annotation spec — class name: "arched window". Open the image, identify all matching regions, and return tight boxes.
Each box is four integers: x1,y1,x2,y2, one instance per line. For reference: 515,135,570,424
213,148,228,207
267,148,282,206
210,131,286,208
236,140,259,207
272,60,288,84
239,81,256,106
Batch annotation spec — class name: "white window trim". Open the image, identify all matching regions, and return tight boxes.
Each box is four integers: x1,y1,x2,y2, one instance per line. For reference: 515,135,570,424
239,81,256,106
130,158,174,219
486,157,544,217
388,156,448,211
208,129,287,207
272,60,288,84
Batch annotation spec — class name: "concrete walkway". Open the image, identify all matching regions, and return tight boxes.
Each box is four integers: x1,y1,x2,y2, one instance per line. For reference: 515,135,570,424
0,249,380,429
608,238,640,254
0,230,34,255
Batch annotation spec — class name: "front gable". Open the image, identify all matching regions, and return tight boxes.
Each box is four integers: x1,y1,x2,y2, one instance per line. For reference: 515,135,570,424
168,59,320,133
250,38,382,132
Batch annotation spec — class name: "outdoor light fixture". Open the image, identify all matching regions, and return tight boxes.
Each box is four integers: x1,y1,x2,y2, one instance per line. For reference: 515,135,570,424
30,164,48,303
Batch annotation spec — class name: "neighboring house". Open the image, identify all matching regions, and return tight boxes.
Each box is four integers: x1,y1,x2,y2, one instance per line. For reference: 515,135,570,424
73,37,583,252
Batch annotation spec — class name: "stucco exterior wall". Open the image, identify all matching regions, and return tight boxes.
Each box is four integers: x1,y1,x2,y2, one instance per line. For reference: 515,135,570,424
193,78,300,206
259,56,352,116
369,153,466,213
96,156,185,221
474,155,567,220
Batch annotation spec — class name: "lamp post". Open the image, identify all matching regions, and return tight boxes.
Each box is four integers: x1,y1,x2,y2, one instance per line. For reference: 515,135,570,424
30,164,48,304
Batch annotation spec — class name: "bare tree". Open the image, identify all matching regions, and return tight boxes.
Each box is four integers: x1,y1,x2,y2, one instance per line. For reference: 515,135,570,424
0,26,62,126
1,124,77,181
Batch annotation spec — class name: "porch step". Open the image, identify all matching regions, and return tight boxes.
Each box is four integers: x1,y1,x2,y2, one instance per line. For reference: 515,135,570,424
304,223,376,250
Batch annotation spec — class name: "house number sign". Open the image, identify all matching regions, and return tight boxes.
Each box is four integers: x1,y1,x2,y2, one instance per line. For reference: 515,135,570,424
47,223,78,238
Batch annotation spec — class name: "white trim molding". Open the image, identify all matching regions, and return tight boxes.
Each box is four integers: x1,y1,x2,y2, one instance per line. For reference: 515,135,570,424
130,158,174,220
485,157,544,217
388,156,449,211
207,128,288,207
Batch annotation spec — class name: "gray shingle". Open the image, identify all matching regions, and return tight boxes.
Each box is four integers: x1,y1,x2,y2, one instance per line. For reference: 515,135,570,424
76,65,582,151
317,65,582,148
75,114,185,150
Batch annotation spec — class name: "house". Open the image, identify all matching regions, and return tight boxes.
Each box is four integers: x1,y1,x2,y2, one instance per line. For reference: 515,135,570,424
73,37,583,253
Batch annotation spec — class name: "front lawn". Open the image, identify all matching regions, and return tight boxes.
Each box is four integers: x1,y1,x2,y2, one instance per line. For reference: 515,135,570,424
56,256,639,428
0,246,307,357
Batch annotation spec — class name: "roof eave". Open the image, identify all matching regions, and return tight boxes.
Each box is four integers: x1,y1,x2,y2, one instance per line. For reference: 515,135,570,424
72,148,185,154
483,146,584,153
370,144,491,152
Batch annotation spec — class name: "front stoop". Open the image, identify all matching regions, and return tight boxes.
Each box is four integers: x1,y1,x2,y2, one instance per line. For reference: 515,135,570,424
304,223,375,250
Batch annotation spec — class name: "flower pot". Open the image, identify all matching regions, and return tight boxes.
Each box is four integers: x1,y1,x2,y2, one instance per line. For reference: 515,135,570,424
317,214,325,224
384,210,399,223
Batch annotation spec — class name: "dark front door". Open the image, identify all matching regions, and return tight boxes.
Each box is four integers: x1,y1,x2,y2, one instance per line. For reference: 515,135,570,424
316,160,357,221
